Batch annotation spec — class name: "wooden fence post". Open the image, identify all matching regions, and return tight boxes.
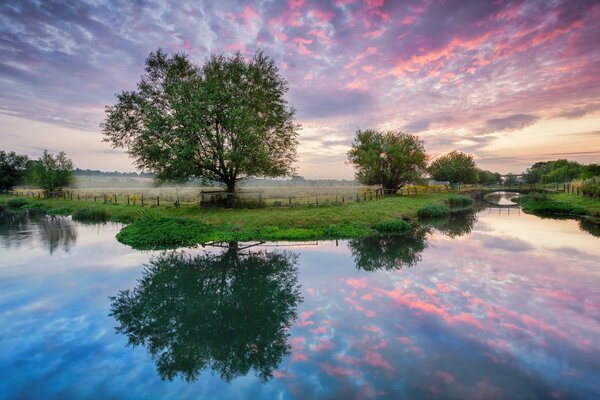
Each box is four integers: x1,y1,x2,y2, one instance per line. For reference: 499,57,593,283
157,196,159,206
141,195,144,206
127,195,130,205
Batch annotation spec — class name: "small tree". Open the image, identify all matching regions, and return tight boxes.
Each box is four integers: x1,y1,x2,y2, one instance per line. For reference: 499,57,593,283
347,129,428,193
0,150,29,192
31,150,74,194
102,49,299,198
429,151,478,188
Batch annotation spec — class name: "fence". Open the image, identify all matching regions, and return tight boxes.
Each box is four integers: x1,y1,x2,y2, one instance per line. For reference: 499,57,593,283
8,185,452,208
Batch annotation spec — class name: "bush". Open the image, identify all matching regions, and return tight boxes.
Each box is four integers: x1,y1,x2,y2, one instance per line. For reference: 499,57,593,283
7,198,28,208
72,207,108,222
22,202,45,210
116,218,213,249
47,207,71,216
582,176,600,198
417,204,450,218
446,195,473,208
527,192,548,202
373,219,411,233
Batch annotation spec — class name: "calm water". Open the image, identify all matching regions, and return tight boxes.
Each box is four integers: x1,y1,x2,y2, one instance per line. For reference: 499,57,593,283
1,199,599,399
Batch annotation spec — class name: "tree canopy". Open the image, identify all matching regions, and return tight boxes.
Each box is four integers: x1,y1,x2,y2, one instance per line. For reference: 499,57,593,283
102,49,299,195
428,150,478,186
347,129,428,192
0,150,29,192
30,150,74,193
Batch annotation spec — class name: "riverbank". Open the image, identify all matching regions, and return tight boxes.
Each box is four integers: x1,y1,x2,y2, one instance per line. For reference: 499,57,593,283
0,193,462,248
515,192,600,219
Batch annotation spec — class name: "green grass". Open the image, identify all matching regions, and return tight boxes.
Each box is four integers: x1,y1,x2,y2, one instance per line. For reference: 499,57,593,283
0,192,454,248
515,193,596,216
373,219,411,234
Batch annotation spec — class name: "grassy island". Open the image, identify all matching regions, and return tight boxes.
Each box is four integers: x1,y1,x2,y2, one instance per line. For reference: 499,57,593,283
1,192,463,249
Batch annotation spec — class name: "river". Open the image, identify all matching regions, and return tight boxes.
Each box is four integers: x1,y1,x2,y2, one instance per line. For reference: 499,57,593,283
1,194,599,399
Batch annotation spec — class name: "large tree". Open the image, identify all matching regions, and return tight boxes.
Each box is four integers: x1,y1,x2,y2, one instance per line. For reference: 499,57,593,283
30,150,74,193
0,150,29,192
347,129,428,193
102,49,299,196
428,150,478,187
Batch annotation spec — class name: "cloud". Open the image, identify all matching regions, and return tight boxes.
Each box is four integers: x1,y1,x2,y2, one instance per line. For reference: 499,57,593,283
485,114,540,133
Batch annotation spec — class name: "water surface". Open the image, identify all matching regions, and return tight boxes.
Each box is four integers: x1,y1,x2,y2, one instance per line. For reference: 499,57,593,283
1,204,599,399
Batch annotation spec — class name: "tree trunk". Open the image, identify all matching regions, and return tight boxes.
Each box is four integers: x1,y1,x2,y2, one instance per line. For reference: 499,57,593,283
225,180,237,208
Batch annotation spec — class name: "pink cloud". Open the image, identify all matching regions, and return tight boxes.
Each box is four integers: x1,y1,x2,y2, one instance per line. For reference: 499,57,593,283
435,370,456,385
362,350,394,371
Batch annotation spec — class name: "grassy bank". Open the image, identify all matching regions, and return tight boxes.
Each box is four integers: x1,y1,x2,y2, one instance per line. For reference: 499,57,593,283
1,192,457,248
515,192,600,218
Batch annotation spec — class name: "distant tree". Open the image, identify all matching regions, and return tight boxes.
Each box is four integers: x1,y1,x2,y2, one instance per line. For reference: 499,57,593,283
428,151,479,187
0,150,29,192
579,164,600,180
102,49,299,199
31,150,74,193
478,169,501,185
504,172,518,186
347,129,428,193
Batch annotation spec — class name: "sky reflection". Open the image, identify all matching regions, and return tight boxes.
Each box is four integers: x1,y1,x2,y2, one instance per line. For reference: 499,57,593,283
0,208,599,398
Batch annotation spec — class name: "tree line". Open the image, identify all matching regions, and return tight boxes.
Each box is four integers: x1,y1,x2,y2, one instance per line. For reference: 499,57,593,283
2,48,598,199
0,150,74,193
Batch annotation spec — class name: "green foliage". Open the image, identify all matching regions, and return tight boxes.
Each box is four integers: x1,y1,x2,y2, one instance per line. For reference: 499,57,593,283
446,195,473,208
347,129,427,192
0,151,29,192
579,164,600,180
478,169,501,185
504,173,518,185
527,192,548,202
523,159,594,184
582,176,600,198
417,204,450,218
103,49,299,195
110,248,302,382
373,219,411,234
116,218,213,249
72,207,108,222
429,151,478,186
137,207,163,221
6,197,28,208
47,207,71,216
30,150,74,193
516,195,586,216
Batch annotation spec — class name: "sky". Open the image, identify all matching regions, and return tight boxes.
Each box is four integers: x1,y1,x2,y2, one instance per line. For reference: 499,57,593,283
1,0,599,179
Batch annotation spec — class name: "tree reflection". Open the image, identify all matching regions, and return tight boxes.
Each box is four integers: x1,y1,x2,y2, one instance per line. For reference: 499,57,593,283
424,209,478,238
349,227,429,271
0,207,77,253
579,219,600,238
110,244,302,383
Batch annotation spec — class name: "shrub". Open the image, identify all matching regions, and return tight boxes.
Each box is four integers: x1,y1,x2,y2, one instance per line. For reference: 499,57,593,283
47,207,71,216
582,176,600,198
417,204,450,218
446,195,473,208
22,202,45,210
116,218,213,249
7,198,28,208
72,207,108,222
527,192,548,202
373,219,411,233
